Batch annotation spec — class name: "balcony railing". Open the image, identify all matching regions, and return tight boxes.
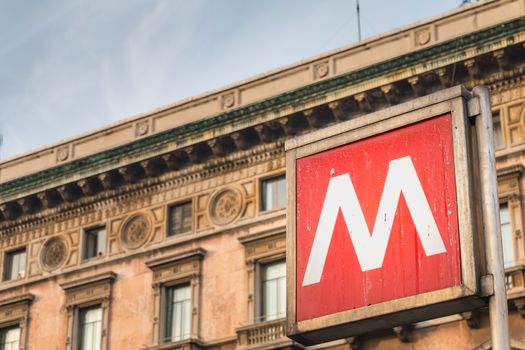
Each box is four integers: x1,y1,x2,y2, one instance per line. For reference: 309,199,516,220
505,265,525,299
236,318,301,350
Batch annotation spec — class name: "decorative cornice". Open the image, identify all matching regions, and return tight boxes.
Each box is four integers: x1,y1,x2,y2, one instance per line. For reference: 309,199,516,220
1,16,525,200
145,248,206,270
0,141,284,234
0,294,34,308
60,272,116,291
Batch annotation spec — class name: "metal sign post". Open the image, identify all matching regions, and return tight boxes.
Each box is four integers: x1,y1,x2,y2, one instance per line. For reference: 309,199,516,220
473,86,510,350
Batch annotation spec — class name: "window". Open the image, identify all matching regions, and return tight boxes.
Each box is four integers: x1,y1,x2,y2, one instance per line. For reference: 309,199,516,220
78,306,102,350
164,284,191,342
493,110,504,150
82,226,106,260
168,201,192,236
261,260,286,321
0,326,20,350
61,272,115,350
500,204,515,268
3,248,26,281
261,175,286,211
146,249,204,347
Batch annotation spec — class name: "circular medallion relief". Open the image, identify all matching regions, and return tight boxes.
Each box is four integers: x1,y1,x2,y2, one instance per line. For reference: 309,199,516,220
41,236,69,271
120,214,151,250
209,187,244,226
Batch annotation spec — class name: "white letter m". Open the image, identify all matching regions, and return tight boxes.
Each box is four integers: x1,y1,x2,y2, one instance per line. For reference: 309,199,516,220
302,156,447,286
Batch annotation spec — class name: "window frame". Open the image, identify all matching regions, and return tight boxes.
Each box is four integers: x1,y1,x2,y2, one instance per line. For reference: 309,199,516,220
492,108,505,150
61,272,115,350
0,324,21,350
0,294,33,350
258,258,286,322
81,225,107,261
3,247,26,282
496,165,525,271
238,230,286,323
77,305,103,350
259,174,286,213
166,199,194,237
161,282,193,343
146,249,205,348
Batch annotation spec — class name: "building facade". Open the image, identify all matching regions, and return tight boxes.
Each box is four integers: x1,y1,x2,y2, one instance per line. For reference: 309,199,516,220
1,1,525,349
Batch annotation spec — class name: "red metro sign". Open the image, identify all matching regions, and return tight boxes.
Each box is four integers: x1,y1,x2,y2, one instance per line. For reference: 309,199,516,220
286,88,485,345
296,114,460,321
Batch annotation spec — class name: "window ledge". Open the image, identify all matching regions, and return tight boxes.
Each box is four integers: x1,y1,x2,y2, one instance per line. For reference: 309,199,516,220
236,318,302,350
143,338,204,350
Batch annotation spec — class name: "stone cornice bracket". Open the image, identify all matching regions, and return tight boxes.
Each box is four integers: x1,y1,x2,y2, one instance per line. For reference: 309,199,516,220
0,202,22,221
37,189,62,209
380,84,400,105
408,76,426,97
393,324,413,343
58,183,82,202
347,337,361,350
98,171,124,190
231,129,260,150
354,92,372,113
435,67,452,88
464,59,481,80
462,310,482,328
494,49,511,70
162,150,190,171
17,196,42,215
78,178,103,196
208,136,236,157
279,114,307,136
187,144,212,164
328,100,352,121
140,158,167,177
303,105,334,129
119,164,146,183
254,124,279,143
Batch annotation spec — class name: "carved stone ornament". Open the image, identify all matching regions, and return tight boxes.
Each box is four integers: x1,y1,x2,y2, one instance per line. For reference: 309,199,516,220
315,62,329,79
56,146,70,162
135,120,149,137
222,93,235,109
41,236,69,271
120,214,151,250
209,187,245,226
415,28,431,46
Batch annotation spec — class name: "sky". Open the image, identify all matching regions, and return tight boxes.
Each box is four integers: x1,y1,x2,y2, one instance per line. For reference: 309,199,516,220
0,0,465,160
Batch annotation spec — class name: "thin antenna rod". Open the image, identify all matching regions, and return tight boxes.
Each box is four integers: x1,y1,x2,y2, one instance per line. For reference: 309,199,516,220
356,0,362,41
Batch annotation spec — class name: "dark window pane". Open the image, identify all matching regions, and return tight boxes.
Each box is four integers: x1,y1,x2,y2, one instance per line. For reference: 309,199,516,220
168,201,192,236
83,227,106,260
4,249,26,281
493,110,504,149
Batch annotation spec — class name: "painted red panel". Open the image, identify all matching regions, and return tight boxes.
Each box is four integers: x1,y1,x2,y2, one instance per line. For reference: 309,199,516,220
295,114,461,321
